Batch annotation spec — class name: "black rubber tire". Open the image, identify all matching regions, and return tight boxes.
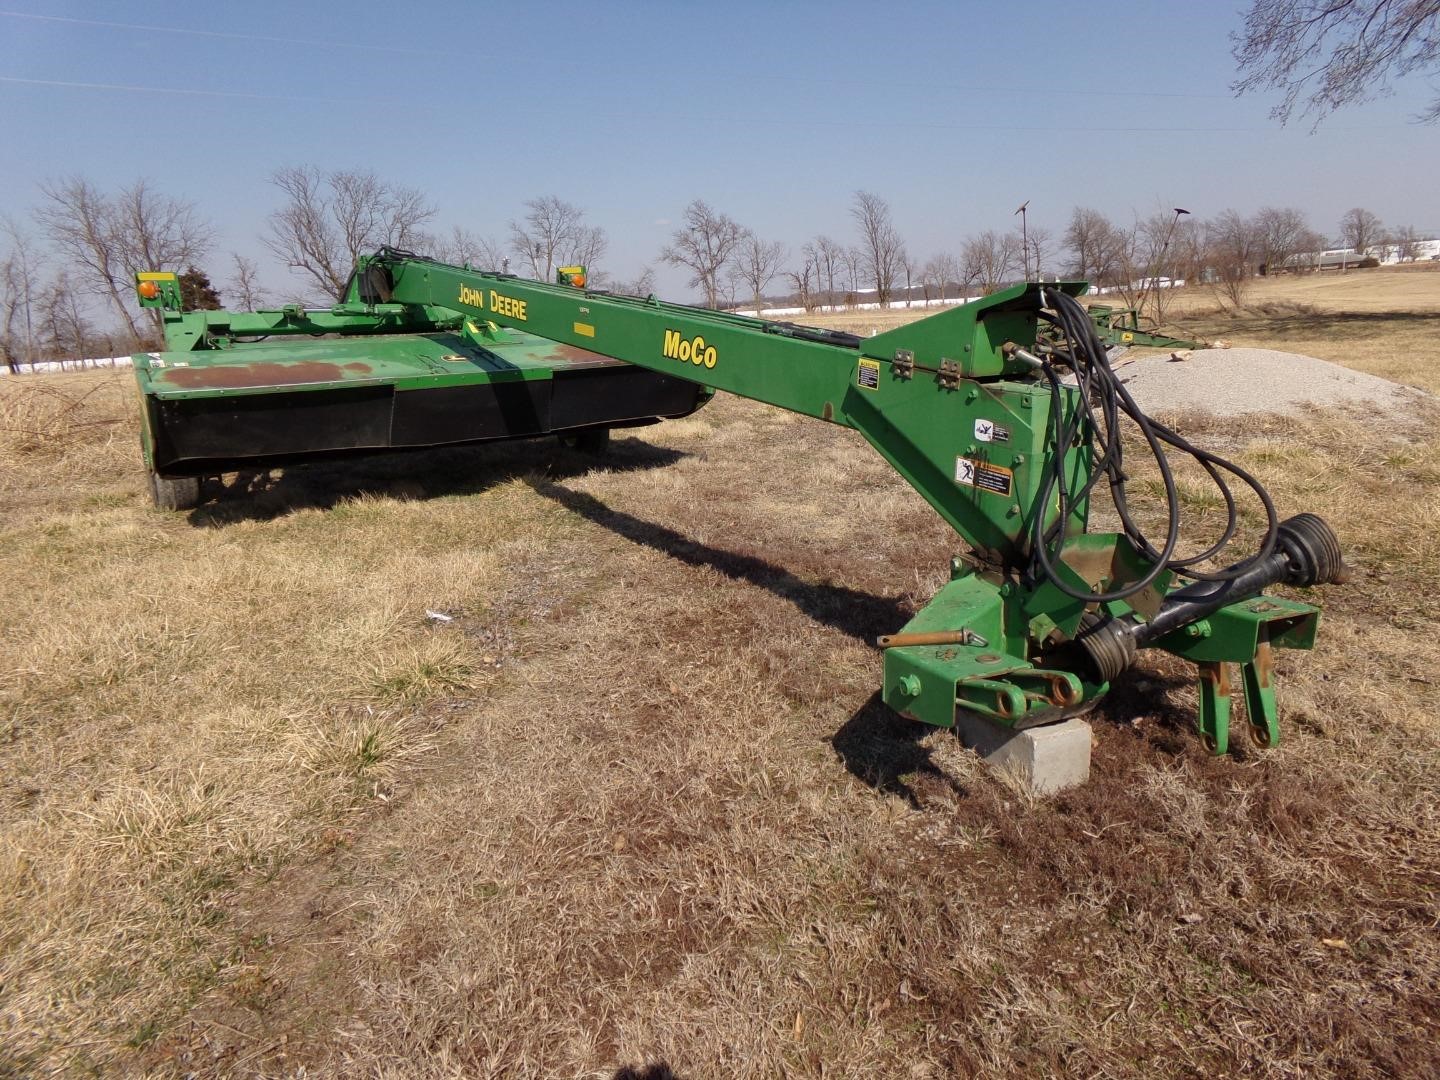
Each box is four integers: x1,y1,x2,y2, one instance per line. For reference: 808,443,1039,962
559,427,611,455
150,471,200,511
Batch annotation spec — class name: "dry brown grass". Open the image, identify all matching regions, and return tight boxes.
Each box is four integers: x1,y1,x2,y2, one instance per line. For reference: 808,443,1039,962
1,304,1439,1077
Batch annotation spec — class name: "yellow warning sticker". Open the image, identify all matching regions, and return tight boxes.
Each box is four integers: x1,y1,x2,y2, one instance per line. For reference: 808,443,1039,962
857,358,881,390
955,456,1013,497
573,321,595,338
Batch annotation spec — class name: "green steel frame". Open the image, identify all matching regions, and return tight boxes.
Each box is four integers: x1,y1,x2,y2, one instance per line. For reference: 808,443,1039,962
340,252,1340,753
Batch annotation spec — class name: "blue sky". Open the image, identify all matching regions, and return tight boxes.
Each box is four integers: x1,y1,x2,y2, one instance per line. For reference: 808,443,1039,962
1,0,1436,301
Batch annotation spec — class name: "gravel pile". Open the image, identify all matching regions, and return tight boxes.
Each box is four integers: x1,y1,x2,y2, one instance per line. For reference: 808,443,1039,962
1105,347,1428,417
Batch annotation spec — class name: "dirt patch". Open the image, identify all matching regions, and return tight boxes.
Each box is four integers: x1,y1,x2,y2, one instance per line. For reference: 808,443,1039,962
1110,347,1431,416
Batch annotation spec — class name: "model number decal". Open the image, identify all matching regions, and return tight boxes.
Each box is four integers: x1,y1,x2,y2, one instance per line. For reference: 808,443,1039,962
662,329,718,369
457,285,528,321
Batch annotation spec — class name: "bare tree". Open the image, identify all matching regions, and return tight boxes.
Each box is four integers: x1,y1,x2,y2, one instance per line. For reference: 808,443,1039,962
510,196,580,280
1023,226,1054,280
1149,210,1198,322
38,270,94,363
1168,215,1208,288
807,235,845,308
922,252,964,301
841,246,865,305
660,200,745,309
605,265,657,297
898,249,915,306
0,217,44,372
38,177,211,344
1391,224,1423,261
1205,209,1263,309
566,224,607,275
1254,206,1322,273
1233,0,1440,125
784,249,816,312
850,191,905,304
113,181,212,289
264,166,436,300
225,254,268,311
37,178,133,343
1109,209,1192,321
1339,207,1384,255
508,197,606,281
962,231,1020,295
433,226,505,269
1063,208,1122,284
918,256,942,303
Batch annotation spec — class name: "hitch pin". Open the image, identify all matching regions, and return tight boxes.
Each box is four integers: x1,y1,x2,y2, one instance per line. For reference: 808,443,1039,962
877,629,988,649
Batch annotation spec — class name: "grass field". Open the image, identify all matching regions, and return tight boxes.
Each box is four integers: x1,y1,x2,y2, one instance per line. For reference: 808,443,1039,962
2,269,1438,1077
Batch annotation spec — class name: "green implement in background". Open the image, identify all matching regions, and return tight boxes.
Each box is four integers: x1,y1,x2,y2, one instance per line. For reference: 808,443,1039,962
1083,303,1200,351
130,270,710,510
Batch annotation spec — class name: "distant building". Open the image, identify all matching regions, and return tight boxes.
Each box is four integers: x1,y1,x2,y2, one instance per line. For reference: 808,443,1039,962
1372,238,1440,264
1269,238,1440,273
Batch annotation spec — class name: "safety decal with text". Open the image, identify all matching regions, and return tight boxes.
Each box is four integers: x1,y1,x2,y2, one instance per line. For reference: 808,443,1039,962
973,417,1010,443
955,456,1013,497
857,358,881,390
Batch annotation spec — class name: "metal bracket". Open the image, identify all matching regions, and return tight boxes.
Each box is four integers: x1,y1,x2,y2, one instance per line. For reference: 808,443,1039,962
937,358,961,389
1240,636,1279,748
1197,661,1232,754
892,349,915,379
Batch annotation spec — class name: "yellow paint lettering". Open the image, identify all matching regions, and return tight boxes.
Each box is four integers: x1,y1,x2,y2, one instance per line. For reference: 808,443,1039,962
458,284,485,308
487,290,528,321
661,328,717,368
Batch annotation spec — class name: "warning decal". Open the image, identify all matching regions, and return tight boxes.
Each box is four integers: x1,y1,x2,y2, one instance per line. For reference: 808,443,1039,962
973,417,1010,443
955,456,1014,497
857,358,881,390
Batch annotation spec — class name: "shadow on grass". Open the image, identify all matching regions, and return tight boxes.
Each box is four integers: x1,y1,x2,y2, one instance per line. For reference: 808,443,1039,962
1087,664,1215,760
613,1065,679,1080
1179,308,1440,340
529,481,908,645
835,665,1205,806
830,692,970,808
185,435,687,528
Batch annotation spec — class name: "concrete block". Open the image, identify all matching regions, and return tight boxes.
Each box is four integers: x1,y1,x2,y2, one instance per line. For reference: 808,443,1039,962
955,713,1092,794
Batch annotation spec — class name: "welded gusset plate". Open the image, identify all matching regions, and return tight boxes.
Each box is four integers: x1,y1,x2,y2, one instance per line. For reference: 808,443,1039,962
1151,594,1319,664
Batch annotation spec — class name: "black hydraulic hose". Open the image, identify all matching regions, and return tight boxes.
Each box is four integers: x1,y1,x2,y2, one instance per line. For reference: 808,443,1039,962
1060,286,1276,578
1031,287,1284,603
1032,290,1179,603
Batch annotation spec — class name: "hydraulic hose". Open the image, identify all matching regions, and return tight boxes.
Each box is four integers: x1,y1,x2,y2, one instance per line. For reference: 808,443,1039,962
1032,287,1285,604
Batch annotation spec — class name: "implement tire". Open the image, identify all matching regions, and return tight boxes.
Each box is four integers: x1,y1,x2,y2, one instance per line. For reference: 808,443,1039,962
150,471,200,511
